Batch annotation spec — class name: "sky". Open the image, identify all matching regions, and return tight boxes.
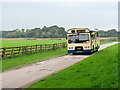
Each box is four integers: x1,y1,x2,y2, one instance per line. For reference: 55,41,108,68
0,0,119,31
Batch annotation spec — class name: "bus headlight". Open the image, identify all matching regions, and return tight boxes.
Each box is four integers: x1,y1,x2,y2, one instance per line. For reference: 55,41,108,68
86,41,89,43
85,46,90,48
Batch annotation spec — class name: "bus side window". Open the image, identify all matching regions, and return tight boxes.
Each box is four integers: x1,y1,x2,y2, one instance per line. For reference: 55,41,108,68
97,32,99,37
91,34,95,39
71,30,75,33
66,37,67,40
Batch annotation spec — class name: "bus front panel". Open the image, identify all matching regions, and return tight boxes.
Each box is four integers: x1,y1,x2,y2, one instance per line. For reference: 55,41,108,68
67,33,93,53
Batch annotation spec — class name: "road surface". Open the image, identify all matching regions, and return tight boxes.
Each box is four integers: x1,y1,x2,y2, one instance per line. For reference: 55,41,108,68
1,42,118,88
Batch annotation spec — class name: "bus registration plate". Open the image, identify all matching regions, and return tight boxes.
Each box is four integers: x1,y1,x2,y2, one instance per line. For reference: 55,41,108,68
76,51,82,53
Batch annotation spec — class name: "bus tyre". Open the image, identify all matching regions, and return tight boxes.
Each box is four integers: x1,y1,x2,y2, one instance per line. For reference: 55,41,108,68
93,46,94,53
95,46,98,52
89,52,92,55
96,49,98,52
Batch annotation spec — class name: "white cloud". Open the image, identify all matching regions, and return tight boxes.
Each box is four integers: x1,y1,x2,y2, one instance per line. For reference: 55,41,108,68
1,0,118,30
0,0,119,2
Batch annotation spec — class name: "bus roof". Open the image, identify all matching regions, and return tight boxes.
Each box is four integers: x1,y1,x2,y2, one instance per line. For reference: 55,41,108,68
67,28,99,32
90,30,99,32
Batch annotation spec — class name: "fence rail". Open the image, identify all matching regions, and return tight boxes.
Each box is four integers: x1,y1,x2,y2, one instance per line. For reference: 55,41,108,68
100,38,118,42
0,42,67,59
0,37,118,59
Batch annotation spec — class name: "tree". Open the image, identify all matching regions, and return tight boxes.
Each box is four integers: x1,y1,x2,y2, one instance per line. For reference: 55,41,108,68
21,29,25,32
41,32,47,38
46,32,52,38
107,29,118,37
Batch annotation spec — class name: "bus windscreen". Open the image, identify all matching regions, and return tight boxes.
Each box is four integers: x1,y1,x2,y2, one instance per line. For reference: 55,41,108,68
68,34,89,43
79,35,89,41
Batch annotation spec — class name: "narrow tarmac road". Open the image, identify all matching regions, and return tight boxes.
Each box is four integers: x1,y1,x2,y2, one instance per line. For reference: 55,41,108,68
2,42,118,88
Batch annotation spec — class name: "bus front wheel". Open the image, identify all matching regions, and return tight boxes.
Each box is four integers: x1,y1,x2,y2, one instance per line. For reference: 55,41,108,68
93,46,94,52
96,49,98,52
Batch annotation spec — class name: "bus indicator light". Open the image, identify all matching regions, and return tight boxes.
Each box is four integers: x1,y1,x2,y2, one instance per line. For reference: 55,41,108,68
69,47,73,49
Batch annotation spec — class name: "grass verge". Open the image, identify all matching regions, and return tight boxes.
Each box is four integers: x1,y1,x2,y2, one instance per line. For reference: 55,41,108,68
28,44,118,88
100,41,115,45
1,48,67,72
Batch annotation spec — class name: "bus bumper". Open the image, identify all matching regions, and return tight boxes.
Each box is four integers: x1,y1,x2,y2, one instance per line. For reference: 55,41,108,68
68,50,92,53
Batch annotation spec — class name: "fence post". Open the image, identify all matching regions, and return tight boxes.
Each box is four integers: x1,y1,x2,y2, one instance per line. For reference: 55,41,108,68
62,43,64,48
49,44,50,51
2,48,6,59
59,43,60,48
40,45,42,51
30,46,32,54
60,43,62,48
63,43,65,48
19,47,21,56
55,44,57,49
65,42,67,47
53,44,55,50
45,44,47,50
35,45,37,53
22,46,26,55
11,47,14,58
25,46,28,54
56,44,57,49
58,43,59,48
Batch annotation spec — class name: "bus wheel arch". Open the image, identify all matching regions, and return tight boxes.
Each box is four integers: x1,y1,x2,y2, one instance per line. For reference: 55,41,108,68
93,45,95,52
93,45,94,50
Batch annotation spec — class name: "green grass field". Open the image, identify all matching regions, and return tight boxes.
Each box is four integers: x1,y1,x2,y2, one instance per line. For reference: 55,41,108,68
28,44,118,88
1,40,67,48
100,41,115,45
1,40,116,48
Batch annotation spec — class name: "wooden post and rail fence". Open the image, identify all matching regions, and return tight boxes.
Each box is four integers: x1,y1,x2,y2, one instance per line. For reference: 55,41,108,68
0,37,118,59
0,42,67,59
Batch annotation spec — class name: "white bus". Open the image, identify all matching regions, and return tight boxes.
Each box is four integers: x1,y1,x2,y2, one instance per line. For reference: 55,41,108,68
67,28,100,54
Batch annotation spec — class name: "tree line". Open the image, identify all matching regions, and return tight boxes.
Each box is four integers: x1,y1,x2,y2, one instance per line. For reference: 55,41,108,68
0,25,119,38
98,29,119,37
1,25,66,38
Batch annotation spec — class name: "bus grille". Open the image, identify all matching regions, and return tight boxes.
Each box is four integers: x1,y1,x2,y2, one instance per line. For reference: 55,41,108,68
75,46,83,51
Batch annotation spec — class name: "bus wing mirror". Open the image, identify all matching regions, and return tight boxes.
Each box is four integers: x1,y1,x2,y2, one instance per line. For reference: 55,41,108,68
66,37,67,40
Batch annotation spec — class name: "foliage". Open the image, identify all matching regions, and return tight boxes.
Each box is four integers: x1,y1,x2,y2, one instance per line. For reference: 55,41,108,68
1,25,67,38
98,29,118,37
28,44,118,88
1,25,119,38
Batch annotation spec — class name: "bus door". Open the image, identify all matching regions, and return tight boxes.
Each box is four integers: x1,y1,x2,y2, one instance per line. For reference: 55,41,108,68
95,33,97,48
